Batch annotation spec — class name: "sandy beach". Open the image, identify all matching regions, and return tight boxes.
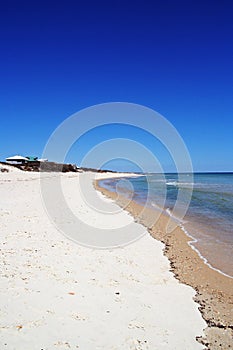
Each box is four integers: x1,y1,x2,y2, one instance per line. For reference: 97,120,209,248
96,176,233,349
0,169,207,349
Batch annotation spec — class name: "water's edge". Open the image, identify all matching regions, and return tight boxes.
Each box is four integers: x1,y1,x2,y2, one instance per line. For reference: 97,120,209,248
95,177,233,349
98,174,233,278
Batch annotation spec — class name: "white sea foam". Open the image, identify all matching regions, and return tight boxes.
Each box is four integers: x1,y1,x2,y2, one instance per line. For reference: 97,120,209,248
164,208,233,279
166,181,194,187
181,225,233,279
166,181,178,186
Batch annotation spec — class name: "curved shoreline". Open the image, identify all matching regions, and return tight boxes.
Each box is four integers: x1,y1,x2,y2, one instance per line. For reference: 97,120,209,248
180,225,233,279
98,176,233,279
95,177,233,350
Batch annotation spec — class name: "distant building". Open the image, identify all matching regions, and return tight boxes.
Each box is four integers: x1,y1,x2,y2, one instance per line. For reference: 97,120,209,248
6,155,28,164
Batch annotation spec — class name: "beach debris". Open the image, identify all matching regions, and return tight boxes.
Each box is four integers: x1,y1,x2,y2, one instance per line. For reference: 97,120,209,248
129,338,148,350
54,341,71,348
0,168,9,172
128,322,145,330
68,292,75,295
72,313,86,321
16,325,23,330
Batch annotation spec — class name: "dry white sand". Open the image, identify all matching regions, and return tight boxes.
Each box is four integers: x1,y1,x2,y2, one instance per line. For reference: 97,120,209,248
0,170,206,349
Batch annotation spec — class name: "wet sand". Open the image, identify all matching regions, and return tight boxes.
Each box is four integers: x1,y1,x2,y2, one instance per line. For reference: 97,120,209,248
95,179,233,349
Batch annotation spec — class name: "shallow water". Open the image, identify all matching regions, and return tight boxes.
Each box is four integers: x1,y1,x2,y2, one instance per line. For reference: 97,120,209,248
99,173,233,277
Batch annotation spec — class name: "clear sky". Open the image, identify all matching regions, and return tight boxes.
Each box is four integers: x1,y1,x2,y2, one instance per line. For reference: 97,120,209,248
0,0,232,172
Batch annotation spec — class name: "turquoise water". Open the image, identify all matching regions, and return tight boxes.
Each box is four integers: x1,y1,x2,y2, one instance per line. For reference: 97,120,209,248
99,173,233,277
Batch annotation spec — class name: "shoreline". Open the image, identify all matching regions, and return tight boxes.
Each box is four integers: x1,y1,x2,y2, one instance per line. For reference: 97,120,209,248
97,175,233,279
95,176,233,349
180,224,233,279
1,170,208,349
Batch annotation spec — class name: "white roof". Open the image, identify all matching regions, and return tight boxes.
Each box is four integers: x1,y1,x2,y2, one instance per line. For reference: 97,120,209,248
6,155,28,161
38,158,48,162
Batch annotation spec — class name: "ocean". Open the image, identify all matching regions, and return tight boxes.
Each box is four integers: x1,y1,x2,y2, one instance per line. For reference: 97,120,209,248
99,173,233,277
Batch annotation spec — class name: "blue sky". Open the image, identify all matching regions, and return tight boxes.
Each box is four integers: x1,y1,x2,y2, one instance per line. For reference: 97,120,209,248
0,0,232,172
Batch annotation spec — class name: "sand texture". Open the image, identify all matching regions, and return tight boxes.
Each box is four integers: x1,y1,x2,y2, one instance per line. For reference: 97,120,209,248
0,170,206,349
